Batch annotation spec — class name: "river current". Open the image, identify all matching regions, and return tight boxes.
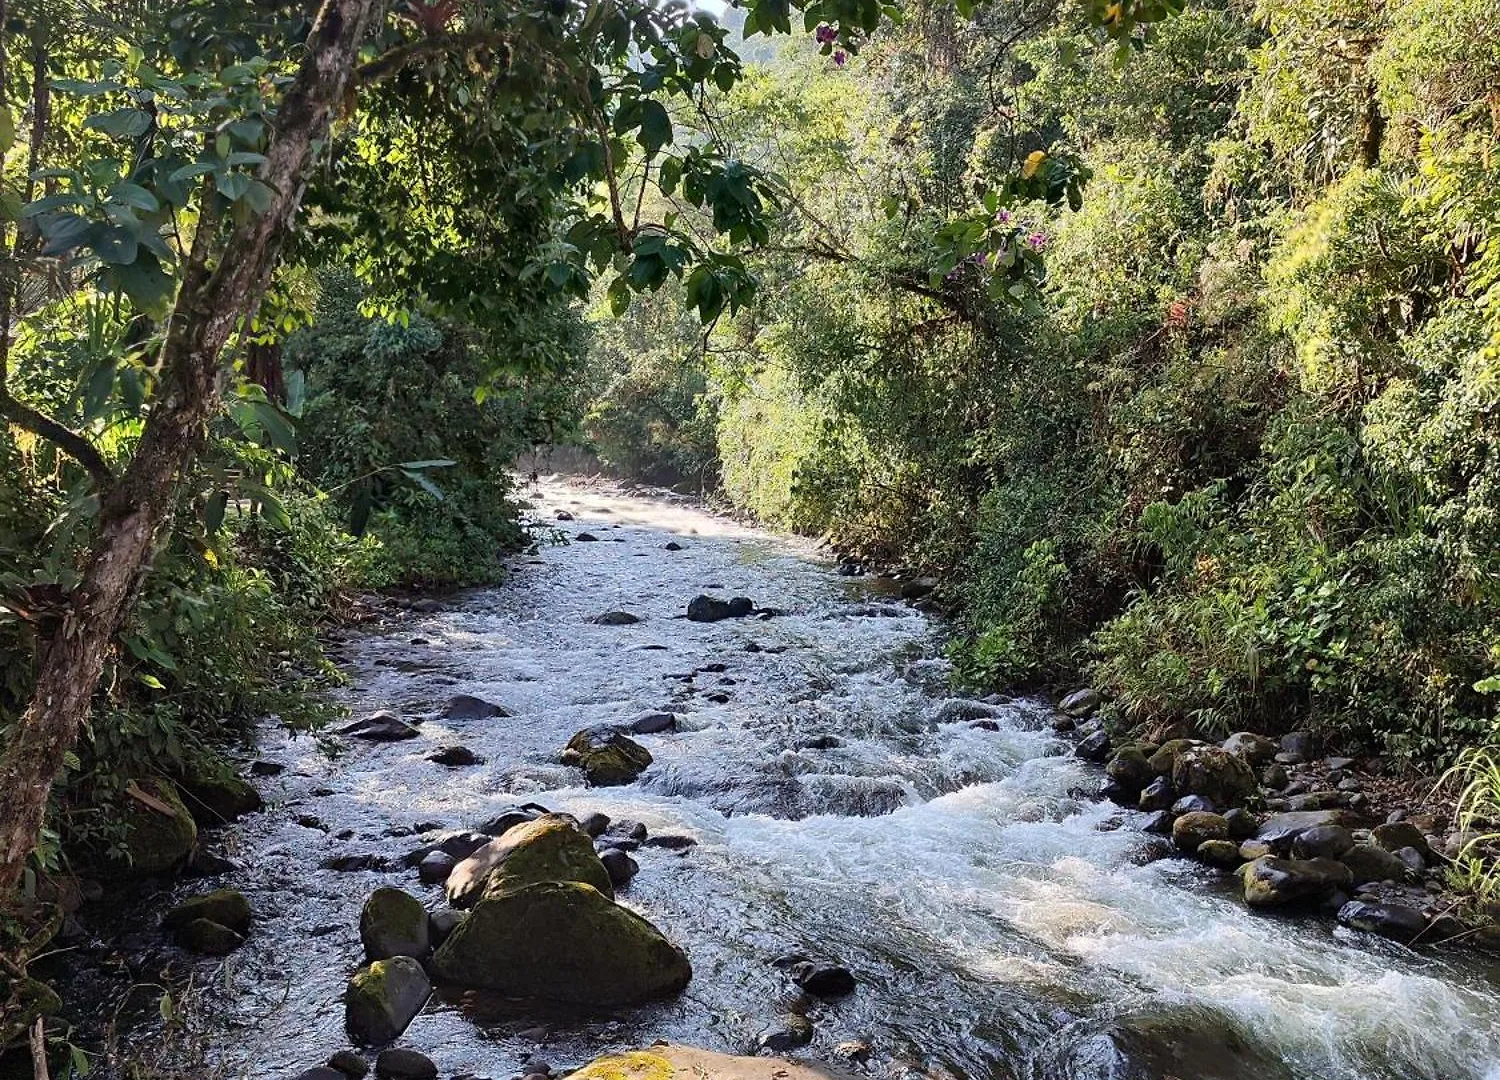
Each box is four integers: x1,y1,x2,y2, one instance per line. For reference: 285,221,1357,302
125,478,1500,1079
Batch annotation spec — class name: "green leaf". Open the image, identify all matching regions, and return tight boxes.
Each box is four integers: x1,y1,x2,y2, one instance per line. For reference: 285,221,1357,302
394,459,457,469
203,490,228,534
84,108,153,139
108,182,159,211
399,468,445,500
215,171,251,201
38,212,94,256
637,100,673,155
168,161,217,183
0,109,13,154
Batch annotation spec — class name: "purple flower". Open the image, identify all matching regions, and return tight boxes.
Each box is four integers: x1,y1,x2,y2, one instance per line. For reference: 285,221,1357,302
833,49,847,66
995,209,1012,225
815,24,837,44
1025,231,1049,251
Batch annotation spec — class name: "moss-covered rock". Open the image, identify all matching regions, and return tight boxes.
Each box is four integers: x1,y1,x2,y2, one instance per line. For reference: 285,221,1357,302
561,727,653,786
1195,839,1243,868
1172,811,1229,853
178,917,245,955
345,955,430,1045
163,888,251,935
1240,856,1352,908
1170,747,1256,807
1147,739,1200,777
180,763,262,827
0,973,61,1048
112,778,198,876
360,887,430,962
430,880,691,1004
1105,746,1153,791
446,813,612,909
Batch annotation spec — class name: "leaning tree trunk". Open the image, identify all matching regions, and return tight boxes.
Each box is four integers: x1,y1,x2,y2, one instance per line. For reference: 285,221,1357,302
0,0,384,893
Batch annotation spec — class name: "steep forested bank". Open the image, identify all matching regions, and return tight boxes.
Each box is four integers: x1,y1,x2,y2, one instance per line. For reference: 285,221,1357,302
581,1,1500,785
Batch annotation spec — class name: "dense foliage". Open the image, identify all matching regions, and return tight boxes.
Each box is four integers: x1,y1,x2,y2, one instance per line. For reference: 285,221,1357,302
580,0,1500,774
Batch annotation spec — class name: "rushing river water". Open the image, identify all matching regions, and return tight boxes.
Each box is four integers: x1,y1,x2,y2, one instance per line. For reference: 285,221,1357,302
87,479,1500,1080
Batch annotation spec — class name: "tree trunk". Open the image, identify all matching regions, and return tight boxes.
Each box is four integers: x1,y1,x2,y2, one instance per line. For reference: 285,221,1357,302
0,0,383,894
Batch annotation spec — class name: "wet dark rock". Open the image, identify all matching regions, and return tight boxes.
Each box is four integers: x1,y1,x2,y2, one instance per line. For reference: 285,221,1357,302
664,541,684,551
298,1070,349,1080
361,887,431,962
329,1050,370,1079
790,960,856,998
555,510,574,521
1339,843,1408,886
1280,731,1317,760
429,745,482,767
1338,900,1427,942
796,733,843,750
599,847,639,889
1141,810,1174,836
1292,825,1355,860
1106,747,1154,792
340,711,420,742
592,610,641,626
686,594,755,622
1171,795,1216,815
298,814,328,831
346,956,430,1045
1171,746,1255,808
562,727,653,786
1173,811,1229,853
757,1015,814,1051
1372,821,1431,858
478,807,546,837
579,812,611,838
182,769,263,826
643,834,697,851
250,760,284,777
1137,777,1175,812
705,691,731,704
187,849,239,877
1099,778,1134,806
447,814,613,908
418,850,456,885
177,918,244,955
1393,846,1426,872
430,880,692,1004
324,853,395,873
1224,808,1258,841
1059,688,1101,717
1260,764,1289,790
602,819,648,849
1075,730,1112,763
1043,1009,1295,1080
443,694,510,722
1255,810,1351,853
164,888,250,940
1241,856,1353,908
1197,839,1243,868
629,711,678,734
1052,716,1076,733
575,532,600,542
428,908,465,946
375,1048,437,1080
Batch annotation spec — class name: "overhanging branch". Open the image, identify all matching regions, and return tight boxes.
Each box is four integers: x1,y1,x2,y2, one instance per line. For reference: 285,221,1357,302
0,391,114,487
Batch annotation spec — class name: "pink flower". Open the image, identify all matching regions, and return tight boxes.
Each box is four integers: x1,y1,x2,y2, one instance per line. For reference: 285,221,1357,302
1025,231,1049,251
995,209,1012,224
815,24,837,44
833,49,847,66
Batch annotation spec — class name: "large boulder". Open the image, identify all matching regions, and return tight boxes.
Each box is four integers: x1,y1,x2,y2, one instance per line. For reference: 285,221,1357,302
340,711,420,741
1254,810,1352,853
1147,739,1200,777
1339,843,1409,886
1337,900,1427,942
1173,812,1230,854
163,888,251,936
360,887,430,961
1240,856,1352,908
562,727,653,786
345,956,430,1045
181,765,262,827
446,814,612,908
1221,732,1278,766
1105,747,1154,791
429,880,692,1004
1171,747,1256,807
113,778,198,876
1058,688,1101,718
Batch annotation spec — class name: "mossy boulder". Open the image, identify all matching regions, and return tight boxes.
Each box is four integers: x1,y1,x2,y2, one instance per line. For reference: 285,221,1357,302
1147,739,1200,777
177,917,244,955
345,955,430,1045
447,813,612,909
562,726,653,786
112,778,198,876
1172,811,1229,853
430,880,692,1004
163,888,251,935
1170,747,1256,808
1104,746,1153,791
1240,856,1352,908
360,887,430,962
180,765,262,827
0,973,62,1048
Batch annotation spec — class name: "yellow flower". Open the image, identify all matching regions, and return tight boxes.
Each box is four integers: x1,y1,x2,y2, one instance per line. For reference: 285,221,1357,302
1022,150,1048,178
1103,2,1123,25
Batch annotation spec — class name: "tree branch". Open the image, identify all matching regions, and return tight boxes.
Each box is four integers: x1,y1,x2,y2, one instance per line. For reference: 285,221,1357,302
0,392,114,487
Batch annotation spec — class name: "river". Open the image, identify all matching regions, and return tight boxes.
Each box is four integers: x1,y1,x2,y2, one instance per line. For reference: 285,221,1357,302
110,478,1500,1079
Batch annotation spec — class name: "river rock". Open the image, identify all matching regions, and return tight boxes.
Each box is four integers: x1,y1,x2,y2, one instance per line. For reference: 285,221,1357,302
1171,746,1255,807
1197,839,1243,868
603,819,649,849
1372,821,1431,858
686,594,754,622
1238,840,1273,861
443,694,510,721
1285,790,1343,811
1241,856,1352,908
163,888,251,936
1221,732,1278,765
1043,1010,1295,1080
428,908,465,946
345,956,430,1045
1254,809,1351,852
428,745,482,767
446,814,613,908
1223,808,1257,840
1173,811,1229,853
592,610,641,626
340,711,420,741
298,1070,350,1080
562,727,653,785
1075,730,1112,763
478,806,546,837
579,811,611,837
429,880,692,1004
419,850,456,884
1138,777,1175,811
1260,763,1289,790
565,1047,857,1080
1291,825,1355,860
112,778,198,877
575,532,600,541
181,767,263,826
1058,688,1101,717
1106,747,1154,791
375,1049,437,1080
1172,794,1216,815
1340,843,1409,886
361,887,430,961
1280,731,1317,759
1393,845,1426,872
177,917,244,955
1337,900,1427,942
1142,810,1174,835
629,711,678,734
790,960,856,998
1147,738,1199,777
757,1015,815,1051
599,847,639,888
329,1050,369,1079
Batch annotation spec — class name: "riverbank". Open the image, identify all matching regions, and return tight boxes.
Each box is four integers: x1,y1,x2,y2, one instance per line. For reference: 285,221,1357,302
15,477,1500,1080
